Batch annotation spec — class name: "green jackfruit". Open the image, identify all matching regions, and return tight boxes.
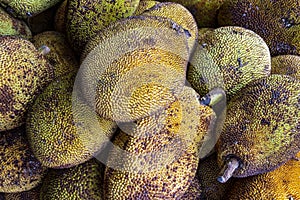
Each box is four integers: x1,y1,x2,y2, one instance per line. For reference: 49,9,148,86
218,0,300,56
66,0,140,54
78,16,189,122
187,26,271,99
40,158,104,199
141,2,198,53
4,185,41,200
54,0,67,34
133,0,159,15
0,0,62,18
0,36,54,131
26,72,117,168
0,126,46,193
0,7,31,39
224,151,300,199
32,31,79,78
104,87,215,199
271,55,300,80
217,74,300,182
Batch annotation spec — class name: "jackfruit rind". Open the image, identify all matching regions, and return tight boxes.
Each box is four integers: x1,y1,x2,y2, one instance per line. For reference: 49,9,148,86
32,31,79,78
187,26,271,99
217,74,300,178
0,126,46,193
224,151,300,199
0,0,62,18
27,72,117,168
40,158,103,200
103,87,215,199
218,0,300,56
0,7,32,39
54,0,67,33
0,36,54,131
141,2,198,53
133,0,159,15
4,185,41,200
76,16,189,122
66,0,140,53
271,55,300,80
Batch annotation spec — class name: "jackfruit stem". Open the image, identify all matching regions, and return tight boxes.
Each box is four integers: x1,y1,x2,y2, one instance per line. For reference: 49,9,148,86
217,158,239,183
200,88,226,107
39,45,51,56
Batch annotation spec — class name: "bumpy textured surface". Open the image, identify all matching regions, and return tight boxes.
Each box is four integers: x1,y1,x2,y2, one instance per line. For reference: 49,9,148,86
0,127,46,193
27,72,117,168
133,0,159,15
0,36,54,131
197,153,234,200
217,74,300,177
4,184,41,200
0,7,31,39
218,0,300,56
40,159,104,200
66,0,140,53
32,31,79,78
180,178,203,199
0,0,62,18
79,16,189,122
54,0,67,33
187,26,271,99
142,2,198,53
104,87,215,199
224,151,300,199
271,55,300,80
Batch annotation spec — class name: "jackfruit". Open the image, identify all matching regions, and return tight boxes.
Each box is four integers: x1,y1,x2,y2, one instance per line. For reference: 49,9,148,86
141,2,198,53
4,185,41,200
78,16,189,122
66,0,140,53
54,0,67,34
217,74,300,182
32,31,79,78
0,0,62,19
133,0,159,15
0,7,31,39
103,86,216,199
271,55,300,80
0,36,54,131
224,151,300,199
27,6,56,34
180,178,203,199
40,158,104,199
0,126,46,193
187,26,271,99
218,0,300,56
26,72,117,168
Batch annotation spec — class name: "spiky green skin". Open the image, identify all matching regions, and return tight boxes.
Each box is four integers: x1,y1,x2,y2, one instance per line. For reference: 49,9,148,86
217,74,300,178
133,0,159,15
0,127,46,193
271,55,300,80
218,0,300,56
26,72,117,168
0,7,32,39
187,26,271,99
0,36,54,131
32,31,79,78
0,0,62,18
66,0,140,54
40,159,104,200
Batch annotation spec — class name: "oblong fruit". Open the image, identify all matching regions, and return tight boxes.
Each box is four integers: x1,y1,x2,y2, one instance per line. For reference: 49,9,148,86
271,55,300,80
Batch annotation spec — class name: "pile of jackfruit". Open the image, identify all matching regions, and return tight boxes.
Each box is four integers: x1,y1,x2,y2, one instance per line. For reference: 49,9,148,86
0,0,299,199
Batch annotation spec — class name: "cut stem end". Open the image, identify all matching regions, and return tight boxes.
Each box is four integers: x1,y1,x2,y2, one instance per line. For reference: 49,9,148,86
217,157,239,183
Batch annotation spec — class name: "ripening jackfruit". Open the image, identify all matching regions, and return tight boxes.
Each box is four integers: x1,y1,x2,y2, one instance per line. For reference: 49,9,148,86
40,158,104,200
26,72,117,168
217,74,300,182
32,31,79,78
271,55,300,80
66,0,140,54
78,16,190,122
224,151,300,199
187,26,271,99
0,126,46,193
133,0,159,15
141,2,198,53
180,178,203,199
0,36,54,131
218,0,300,56
104,86,216,199
54,0,67,34
0,7,31,39
0,0,62,18
4,185,41,200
